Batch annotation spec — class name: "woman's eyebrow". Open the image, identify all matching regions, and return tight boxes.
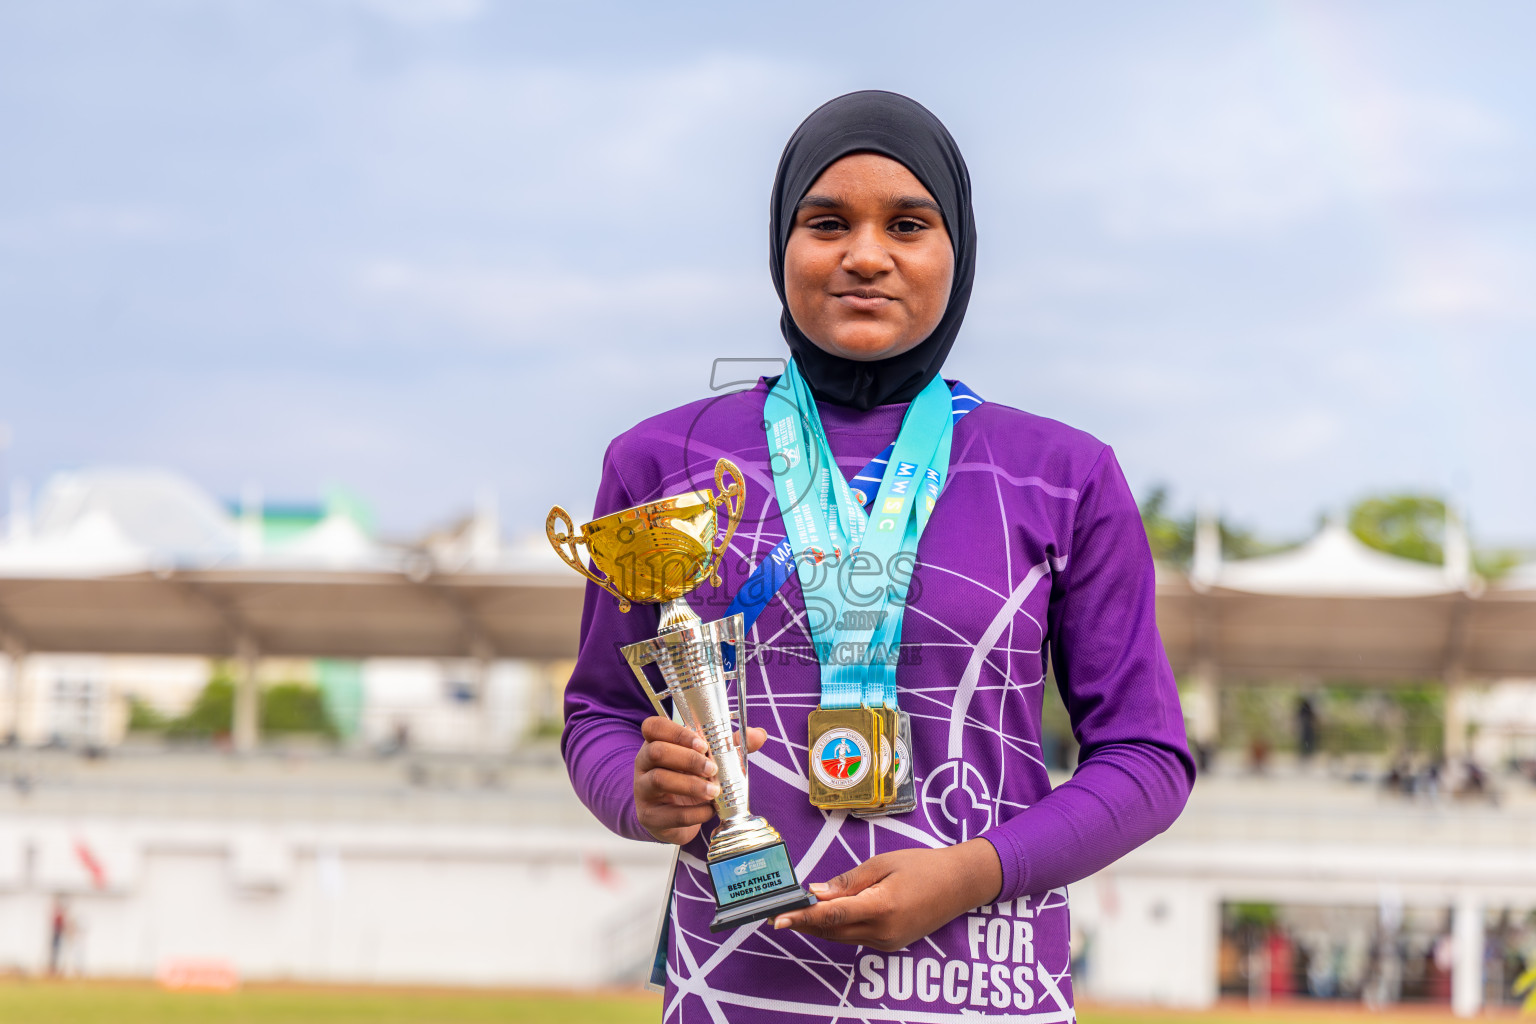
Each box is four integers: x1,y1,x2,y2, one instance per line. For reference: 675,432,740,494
893,195,943,214
795,194,842,212
794,193,942,214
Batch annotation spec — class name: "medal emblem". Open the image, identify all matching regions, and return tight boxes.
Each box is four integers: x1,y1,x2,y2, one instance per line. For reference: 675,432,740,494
807,707,884,807
811,728,870,790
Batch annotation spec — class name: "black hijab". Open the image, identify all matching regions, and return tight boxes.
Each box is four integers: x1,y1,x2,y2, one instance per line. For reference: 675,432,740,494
769,90,976,411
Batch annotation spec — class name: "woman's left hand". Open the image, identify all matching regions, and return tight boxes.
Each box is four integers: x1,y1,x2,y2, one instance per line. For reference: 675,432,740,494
772,838,1003,952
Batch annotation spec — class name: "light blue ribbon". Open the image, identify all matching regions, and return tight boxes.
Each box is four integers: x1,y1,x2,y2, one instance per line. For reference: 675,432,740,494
721,381,981,675
763,361,955,711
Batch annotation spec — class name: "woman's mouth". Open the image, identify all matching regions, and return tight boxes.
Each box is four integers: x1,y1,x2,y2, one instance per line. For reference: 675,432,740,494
834,290,895,312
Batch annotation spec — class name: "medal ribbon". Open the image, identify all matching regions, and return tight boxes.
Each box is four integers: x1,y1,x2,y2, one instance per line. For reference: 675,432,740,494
763,361,954,711
720,380,980,673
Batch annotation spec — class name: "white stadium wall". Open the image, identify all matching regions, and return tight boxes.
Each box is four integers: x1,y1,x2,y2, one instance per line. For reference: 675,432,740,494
0,818,672,986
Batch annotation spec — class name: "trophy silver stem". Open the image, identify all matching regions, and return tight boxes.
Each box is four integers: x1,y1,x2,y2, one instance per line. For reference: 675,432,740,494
623,601,784,861
652,598,752,827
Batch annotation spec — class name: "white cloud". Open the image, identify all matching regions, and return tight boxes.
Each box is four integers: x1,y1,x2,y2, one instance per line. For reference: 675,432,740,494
1378,239,1535,323
5,2,1533,545
0,205,187,248
1249,407,1343,464
60,204,179,240
331,0,485,25
1024,353,1211,411
1027,46,1513,240
339,53,828,221
354,259,768,344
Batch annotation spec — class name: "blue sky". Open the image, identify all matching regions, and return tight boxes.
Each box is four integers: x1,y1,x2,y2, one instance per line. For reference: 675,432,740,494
2,1,1533,547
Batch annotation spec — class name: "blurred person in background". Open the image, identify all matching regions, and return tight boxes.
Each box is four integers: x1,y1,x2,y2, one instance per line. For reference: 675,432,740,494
561,90,1193,1022
1365,923,1405,1009
1296,695,1318,762
47,895,72,977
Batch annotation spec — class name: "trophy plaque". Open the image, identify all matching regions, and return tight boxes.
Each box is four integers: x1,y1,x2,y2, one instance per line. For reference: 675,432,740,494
547,458,815,932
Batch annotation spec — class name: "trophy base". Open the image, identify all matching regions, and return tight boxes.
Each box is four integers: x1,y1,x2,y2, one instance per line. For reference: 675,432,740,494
709,885,816,933
706,840,815,933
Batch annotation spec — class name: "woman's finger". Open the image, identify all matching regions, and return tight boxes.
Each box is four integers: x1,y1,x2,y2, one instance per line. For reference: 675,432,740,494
640,715,709,755
774,886,884,936
637,738,717,778
724,727,768,755
640,767,721,804
807,856,888,901
640,801,717,831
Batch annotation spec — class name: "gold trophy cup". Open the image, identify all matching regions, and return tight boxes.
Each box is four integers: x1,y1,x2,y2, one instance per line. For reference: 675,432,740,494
547,458,814,932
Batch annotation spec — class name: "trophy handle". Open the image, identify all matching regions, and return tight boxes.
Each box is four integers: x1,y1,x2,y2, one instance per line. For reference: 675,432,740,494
546,505,632,613
708,458,745,588
621,640,671,719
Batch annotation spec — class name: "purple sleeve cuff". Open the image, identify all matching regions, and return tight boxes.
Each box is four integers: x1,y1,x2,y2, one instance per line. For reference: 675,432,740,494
977,831,1024,903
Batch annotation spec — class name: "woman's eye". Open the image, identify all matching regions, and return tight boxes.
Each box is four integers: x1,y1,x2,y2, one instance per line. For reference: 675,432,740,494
891,219,927,235
807,218,845,232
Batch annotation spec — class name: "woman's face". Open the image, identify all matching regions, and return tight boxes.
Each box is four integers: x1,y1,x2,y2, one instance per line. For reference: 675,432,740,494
784,153,954,363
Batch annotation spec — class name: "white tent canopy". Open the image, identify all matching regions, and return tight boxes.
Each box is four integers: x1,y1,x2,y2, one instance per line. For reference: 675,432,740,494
1213,522,1462,598
258,511,393,571
5,467,400,576
31,467,239,565
0,508,148,577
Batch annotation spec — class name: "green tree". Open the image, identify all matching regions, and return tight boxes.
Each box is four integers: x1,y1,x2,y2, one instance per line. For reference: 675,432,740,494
164,668,337,741
1395,682,1445,753
1138,485,1286,566
1228,902,1278,929
166,674,235,739
1348,492,1525,580
261,682,337,737
1139,486,1192,564
125,696,168,733
1475,548,1524,582
1348,494,1445,564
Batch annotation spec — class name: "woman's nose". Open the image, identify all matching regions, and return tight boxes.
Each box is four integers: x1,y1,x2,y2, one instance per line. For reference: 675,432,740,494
841,229,895,278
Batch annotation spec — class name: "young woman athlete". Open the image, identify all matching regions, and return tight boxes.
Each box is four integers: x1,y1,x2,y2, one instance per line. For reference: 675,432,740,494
562,90,1194,1023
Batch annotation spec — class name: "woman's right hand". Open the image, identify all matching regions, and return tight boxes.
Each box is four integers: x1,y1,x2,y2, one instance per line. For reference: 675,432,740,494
633,716,766,845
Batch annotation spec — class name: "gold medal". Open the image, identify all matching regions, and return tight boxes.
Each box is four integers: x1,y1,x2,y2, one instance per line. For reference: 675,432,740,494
854,709,917,818
807,706,884,808
872,706,899,806
887,710,919,814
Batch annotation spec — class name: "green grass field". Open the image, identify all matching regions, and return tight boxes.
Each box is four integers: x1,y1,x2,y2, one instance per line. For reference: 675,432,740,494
0,981,1491,1023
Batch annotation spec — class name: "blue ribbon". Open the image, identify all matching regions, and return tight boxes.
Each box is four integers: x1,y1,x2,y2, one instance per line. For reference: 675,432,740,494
721,377,982,681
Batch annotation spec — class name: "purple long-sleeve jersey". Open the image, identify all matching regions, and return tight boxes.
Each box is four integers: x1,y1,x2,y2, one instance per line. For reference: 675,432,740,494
562,379,1194,1023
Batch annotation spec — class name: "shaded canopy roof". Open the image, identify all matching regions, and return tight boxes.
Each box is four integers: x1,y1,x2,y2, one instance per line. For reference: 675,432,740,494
0,567,585,661
0,467,587,661
2,468,1533,678
1146,519,1536,683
